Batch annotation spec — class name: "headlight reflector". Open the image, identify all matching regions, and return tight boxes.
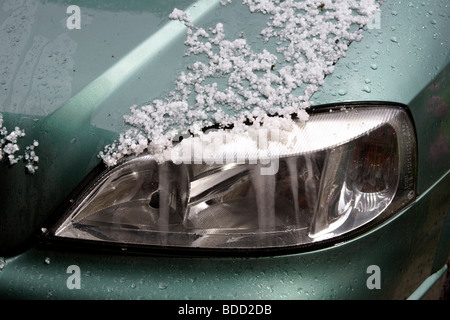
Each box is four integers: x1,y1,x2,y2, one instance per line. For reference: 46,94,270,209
52,106,416,251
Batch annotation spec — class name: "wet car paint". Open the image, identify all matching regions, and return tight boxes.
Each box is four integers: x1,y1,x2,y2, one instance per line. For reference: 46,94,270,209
0,0,449,299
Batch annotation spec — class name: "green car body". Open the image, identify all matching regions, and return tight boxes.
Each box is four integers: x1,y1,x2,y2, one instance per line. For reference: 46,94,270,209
0,0,449,300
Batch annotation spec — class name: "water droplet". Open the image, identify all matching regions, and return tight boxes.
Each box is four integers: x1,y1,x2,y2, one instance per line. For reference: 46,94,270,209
390,36,398,43
44,257,50,265
70,138,77,144
370,63,378,70
362,86,371,93
338,89,347,96
158,282,168,290
189,277,196,283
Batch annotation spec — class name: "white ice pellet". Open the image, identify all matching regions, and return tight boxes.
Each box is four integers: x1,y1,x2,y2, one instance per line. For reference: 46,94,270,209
169,8,191,25
0,113,39,173
100,0,384,166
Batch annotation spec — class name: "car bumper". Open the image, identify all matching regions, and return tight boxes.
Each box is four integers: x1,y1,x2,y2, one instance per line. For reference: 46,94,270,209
0,170,448,300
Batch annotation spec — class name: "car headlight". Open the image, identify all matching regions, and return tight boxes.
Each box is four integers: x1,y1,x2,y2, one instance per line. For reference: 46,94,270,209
50,105,416,252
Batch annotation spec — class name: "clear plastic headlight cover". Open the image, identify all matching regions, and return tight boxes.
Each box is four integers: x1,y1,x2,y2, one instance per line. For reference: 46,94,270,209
52,106,416,250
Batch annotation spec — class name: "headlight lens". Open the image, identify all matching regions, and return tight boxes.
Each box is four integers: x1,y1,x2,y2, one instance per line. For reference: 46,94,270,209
52,106,416,250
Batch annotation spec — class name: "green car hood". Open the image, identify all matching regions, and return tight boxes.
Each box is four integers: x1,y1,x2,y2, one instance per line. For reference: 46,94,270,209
0,0,449,254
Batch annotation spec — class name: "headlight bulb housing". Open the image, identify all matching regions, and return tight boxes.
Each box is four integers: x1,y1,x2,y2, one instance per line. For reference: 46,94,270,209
51,105,417,252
